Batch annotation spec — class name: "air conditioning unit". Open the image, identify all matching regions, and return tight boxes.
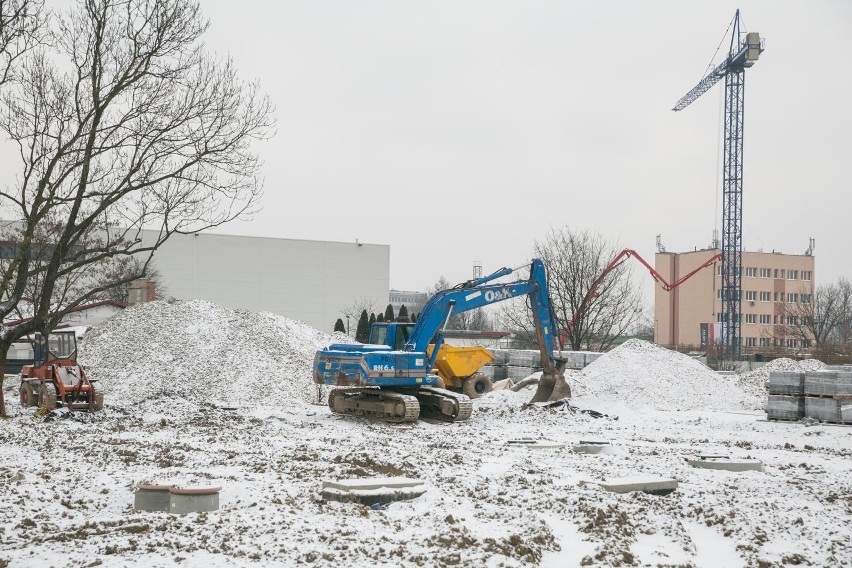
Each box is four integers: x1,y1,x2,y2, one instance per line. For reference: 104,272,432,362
749,301,755,306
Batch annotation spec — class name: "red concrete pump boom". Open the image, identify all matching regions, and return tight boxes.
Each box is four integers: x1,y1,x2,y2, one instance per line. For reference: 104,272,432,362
559,249,721,347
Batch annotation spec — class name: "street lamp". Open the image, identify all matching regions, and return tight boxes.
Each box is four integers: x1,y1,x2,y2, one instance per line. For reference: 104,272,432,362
346,315,350,337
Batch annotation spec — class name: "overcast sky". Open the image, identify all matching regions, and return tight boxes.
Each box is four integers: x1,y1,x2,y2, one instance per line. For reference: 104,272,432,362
40,2,852,303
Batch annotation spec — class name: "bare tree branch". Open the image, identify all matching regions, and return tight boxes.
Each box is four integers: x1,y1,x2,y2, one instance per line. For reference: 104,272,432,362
499,226,643,351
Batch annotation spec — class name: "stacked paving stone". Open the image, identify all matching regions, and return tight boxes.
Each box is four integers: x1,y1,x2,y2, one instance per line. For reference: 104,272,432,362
766,371,806,421
767,369,852,423
480,348,603,381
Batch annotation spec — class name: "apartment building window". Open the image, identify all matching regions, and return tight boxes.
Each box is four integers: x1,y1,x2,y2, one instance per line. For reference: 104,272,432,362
760,337,770,347
774,315,780,324
787,293,799,303
802,294,811,304
787,315,798,325
774,269,781,278
745,314,757,324
746,267,757,277
774,292,782,302
760,314,771,324
801,271,812,281
802,339,811,349
745,337,756,347
787,338,798,349
746,291,757,301
717,289,722,300
787,270,798,280
760,268,770,278
760,291,771,302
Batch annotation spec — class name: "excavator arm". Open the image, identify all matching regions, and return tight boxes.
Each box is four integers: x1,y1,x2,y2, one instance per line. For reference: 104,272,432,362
404,259,558,361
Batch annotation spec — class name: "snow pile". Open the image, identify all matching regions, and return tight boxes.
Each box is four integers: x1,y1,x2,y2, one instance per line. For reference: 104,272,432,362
79,299,353,408
734,357,826,399
577,339,758,411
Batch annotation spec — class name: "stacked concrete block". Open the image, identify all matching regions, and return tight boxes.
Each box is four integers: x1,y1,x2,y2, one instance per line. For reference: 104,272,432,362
805,397,841,422
556,350,603,370
481,365,508,381
836,371,852,397
768,371,805,396
766,395,805,421
507,365,536,381
842,402,852,423
488,349,511,365
506,349,541,368
804,371,837,397
771,369,852,424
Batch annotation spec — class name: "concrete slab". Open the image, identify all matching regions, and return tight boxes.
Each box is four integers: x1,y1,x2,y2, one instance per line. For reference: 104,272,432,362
134,484,173,512
599,476,678,496
322,477,424,491
169,487,221,514
321,477,426,505
572,441,611,454
135,484,221,514
687,458,763,472
505,438,565,449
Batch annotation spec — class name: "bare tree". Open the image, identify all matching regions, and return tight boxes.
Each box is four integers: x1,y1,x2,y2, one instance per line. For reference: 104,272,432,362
339,297,382,335
779,279,852,355
0,0,44,87
829,279,852,347
0,0,274,416
500,226,643,351
421,275,495,331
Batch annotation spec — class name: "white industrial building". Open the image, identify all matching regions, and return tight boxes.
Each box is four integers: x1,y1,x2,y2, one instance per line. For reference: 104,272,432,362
141,231,390,333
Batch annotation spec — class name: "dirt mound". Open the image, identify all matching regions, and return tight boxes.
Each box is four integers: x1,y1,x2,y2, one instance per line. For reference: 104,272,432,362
79,299,352,408
578,339,758,411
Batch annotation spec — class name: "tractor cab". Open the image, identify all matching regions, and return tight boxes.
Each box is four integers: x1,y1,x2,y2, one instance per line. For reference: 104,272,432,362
33,330,78,366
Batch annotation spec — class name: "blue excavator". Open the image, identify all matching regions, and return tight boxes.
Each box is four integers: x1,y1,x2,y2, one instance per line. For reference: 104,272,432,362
313,259,570,422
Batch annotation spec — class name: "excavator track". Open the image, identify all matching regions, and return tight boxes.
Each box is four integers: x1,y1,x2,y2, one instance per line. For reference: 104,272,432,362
328,387,420,423
416,386,473,422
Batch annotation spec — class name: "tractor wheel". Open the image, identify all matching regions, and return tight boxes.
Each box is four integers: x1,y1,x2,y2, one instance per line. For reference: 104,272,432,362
463,373,493,399
38,383,57,411
19,382,38,407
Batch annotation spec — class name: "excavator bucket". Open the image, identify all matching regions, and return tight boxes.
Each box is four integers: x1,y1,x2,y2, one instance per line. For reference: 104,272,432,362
528,369,572,403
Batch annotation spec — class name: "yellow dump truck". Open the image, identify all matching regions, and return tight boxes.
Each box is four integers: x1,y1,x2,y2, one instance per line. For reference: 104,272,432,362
426,344,494,398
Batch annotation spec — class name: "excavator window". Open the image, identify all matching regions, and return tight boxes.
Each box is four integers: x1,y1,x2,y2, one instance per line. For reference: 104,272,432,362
369,324,388,346
395,323,414,350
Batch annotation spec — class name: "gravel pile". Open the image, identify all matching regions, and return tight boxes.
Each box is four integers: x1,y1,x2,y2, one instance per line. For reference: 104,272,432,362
577,339,759,411
734,357,826,400
79,299,353,408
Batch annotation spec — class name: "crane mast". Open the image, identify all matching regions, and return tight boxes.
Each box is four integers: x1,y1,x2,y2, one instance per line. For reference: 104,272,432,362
673,10,763,360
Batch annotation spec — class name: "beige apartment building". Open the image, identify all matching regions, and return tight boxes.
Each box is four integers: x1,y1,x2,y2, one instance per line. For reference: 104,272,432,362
654,248,815,351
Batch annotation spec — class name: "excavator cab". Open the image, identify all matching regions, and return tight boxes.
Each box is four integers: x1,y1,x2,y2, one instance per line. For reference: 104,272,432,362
368,322,415,351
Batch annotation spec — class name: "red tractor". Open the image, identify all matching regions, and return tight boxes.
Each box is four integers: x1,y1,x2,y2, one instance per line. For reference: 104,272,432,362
15,330,102,412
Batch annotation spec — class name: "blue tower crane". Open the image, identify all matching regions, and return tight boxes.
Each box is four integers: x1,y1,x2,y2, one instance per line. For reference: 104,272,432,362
673,10,764,359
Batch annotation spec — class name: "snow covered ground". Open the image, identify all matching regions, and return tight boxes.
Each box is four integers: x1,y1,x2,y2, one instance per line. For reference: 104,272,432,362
1,301,850,567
